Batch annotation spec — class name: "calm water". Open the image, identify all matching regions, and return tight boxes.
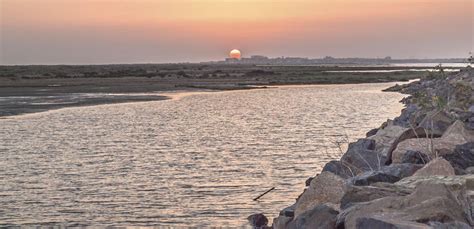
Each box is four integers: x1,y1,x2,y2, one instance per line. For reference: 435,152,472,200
0,83,406,227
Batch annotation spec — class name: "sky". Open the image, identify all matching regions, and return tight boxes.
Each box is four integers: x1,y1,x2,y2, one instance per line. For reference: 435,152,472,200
0,0,473,64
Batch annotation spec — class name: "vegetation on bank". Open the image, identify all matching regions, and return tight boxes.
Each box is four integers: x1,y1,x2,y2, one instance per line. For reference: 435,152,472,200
0,64,432,87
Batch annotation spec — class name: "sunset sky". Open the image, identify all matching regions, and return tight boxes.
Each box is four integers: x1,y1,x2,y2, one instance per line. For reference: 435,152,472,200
1,0,472,64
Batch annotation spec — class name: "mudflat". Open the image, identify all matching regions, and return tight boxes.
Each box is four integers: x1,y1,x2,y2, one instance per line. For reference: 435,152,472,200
0,64,429,117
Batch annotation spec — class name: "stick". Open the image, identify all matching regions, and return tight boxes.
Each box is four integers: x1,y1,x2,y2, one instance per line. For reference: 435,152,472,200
253,187,275,201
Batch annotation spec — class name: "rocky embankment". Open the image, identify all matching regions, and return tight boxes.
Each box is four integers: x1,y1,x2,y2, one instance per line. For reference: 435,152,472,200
249,67,474,229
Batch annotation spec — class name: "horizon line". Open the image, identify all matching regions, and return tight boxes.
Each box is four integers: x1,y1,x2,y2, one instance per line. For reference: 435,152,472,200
0,56,470,66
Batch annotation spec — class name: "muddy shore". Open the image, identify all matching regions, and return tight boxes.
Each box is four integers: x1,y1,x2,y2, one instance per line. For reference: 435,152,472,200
0,64,427,117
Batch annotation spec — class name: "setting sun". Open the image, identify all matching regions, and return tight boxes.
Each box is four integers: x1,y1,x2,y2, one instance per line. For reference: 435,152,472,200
229,49,242,59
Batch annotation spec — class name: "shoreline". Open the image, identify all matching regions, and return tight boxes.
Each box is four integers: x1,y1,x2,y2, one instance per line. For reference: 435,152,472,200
0,64,429,118
0,80,413,118
259,67,474,229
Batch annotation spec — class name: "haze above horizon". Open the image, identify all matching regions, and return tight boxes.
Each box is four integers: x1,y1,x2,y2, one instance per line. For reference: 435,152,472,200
1,0,472,65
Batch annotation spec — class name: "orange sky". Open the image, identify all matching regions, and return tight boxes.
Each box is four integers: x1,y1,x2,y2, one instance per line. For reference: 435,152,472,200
1,0,472,64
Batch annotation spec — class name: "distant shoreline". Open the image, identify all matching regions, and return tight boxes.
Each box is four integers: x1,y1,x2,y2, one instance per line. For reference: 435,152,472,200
0,80,414,118
0,64,436,117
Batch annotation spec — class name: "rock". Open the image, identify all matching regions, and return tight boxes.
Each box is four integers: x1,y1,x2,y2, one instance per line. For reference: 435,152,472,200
469,105,474,113
413,158,455,176
279,204,296,218
247,213,269,228
368,122,408,159
304,177,313,187
294,172,346,217
466,167,474,174
366,128,379,137
392,104,420,127
348,138,376,151
341,139,387,174
468,117,474,130
392,121,474,163
322,160,355,179
401,150,430,164
273,216,292,229
341,183,412,209
384,126,438,165
429,221,473,229
396,175,473,190
356,217,431,229
336,182,472,229
349,163,423,186
418,111,454,136
287,204,339,229
442,142,474,175
442,120,474,143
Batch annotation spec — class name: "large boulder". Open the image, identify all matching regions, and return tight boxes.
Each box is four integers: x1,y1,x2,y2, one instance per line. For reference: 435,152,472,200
358,218,472,229
429,221,473,229
418,111,454,137
294,172,346,217
401,150,430,164
442,120,474,143
349,163,423,186
355,217,431,229
368,122,407,159
385,126,439,165
395,174,473,189
336,182,472,229
273,216,292,229
413,158,455,176
392,104,420,127
287,204,339,229
322,160,356,179
442,142,474,175
341,182,412,209
340,139,387,174
392,121,474,163
278,204,296,218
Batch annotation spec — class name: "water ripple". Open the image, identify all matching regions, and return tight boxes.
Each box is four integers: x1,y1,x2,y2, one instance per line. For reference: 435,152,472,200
0,83,406,227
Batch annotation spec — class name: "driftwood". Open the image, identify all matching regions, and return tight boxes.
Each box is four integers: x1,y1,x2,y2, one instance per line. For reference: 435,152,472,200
253,187,275,201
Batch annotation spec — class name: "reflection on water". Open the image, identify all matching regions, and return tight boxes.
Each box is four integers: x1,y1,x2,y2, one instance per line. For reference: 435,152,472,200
0,83,406,227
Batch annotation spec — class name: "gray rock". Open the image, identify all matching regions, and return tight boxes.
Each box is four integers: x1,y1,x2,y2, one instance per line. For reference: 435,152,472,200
442,142,474,175
288,204,339,229
279,204,296,217
418,111,454,137
468,117,474,130
466,167,474,174
366,128,379,137
368,123,408,161
340,183,412,209
413,158,455,177
247,213,269,228
401,150,430,164
392,104,419,127
429,221,473,229
322,160,355,179
356,217,431,229
349,138,376,151
392,121,474,163
396,175,473,189
337,182,471,229
469,105,474,113
349,163,423,186
294,172,346,217
273,216,292,229
341,139,387,174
